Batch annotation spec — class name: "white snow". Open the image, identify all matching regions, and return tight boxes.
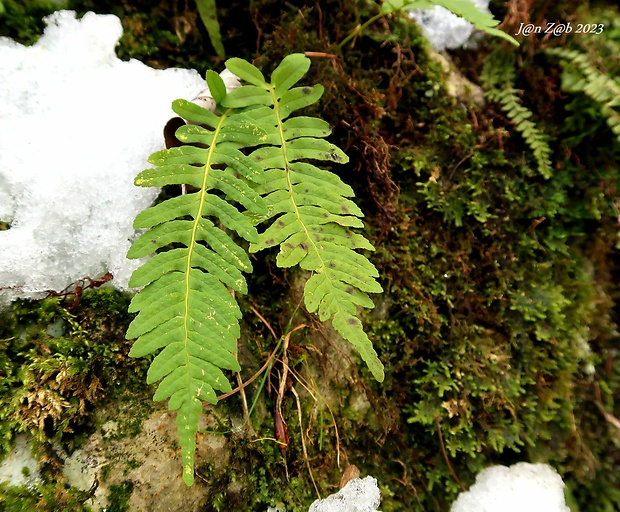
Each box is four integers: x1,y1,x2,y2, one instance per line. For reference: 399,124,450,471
451,462,571,512
308,476,381,512
410,0,491,50
0,10,206,302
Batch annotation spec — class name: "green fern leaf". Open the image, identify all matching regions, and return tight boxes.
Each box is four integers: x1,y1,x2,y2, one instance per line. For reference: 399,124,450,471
195,0,225,59
126,97,266,486
546,47,620,143
382,0,518,46
224,53,385,382
431,0,517,46
128,54,386,486
481,49,553,178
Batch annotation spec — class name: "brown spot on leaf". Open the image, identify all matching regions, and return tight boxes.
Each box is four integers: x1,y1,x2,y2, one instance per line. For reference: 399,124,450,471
347,317,358,326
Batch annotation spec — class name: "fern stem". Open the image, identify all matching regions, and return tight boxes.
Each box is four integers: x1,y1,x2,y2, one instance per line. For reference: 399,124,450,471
269,85,329,283
292,385,321,498
338,12,385,49
217,335,283,401
183,110,231,388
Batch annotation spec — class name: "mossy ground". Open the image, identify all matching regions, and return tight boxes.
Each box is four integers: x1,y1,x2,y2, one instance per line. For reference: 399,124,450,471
1,1,619,511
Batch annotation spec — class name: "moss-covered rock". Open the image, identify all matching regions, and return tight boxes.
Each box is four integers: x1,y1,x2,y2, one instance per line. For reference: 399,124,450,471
1,1,619,511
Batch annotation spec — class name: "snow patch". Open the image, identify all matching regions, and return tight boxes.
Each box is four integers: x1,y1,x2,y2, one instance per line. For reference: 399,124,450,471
451,462,571,512
410,0,490,50
308,476,381,512
0,10,206,302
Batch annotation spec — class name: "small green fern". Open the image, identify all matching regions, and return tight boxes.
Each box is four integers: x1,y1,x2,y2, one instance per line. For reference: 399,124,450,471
339,0,518,48
546,47,620,143
389,0,517,45
126,55,383,485
481,49,553,178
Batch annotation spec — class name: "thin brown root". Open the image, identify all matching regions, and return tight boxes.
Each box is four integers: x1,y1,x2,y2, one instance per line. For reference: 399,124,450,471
292,385,320,499
236,372,256,435
217,324,306,401
300,362,341,468
392,459,425,510
435,417,466,492
304,51,338,59
249,303,278,340
218,342,278,401
594,381,620,437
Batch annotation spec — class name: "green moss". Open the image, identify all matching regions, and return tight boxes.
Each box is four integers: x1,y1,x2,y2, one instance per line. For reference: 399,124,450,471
1,1,619,510
0,0,67,44
0,288,150,457
0,481,94,512
100,463,112,483
197,442,317,512
124,458,141,474
107,481,134,512
204,1,620,509
234,2,619,510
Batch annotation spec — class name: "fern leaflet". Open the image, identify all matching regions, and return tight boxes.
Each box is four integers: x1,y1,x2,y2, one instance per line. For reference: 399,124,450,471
382,0,518,46
546,47,620,143
126,71,266,485
222,54,385,381
195,0,225,59
481,49,553,178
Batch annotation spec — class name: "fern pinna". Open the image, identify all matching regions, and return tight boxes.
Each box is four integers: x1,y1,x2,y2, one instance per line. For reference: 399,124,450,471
126,55,383,485
545,47,620,143
481,49,553,178
223,54,384,382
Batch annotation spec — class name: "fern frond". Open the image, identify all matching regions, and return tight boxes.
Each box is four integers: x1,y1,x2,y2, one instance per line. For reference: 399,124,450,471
546,47,620,143
481,49,553,178
127,56,385,486
126,80,266,485
382,0,518,46
223,54,385,382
